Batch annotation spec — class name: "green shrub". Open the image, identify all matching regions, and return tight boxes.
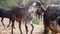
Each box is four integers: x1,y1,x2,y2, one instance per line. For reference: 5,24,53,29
32,18,40,25
40,28,44,33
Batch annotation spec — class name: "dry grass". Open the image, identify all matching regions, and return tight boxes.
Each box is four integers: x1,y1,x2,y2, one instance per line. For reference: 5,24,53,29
0,18,44,34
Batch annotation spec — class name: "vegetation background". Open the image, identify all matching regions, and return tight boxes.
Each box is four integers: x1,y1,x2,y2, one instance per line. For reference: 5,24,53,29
0,0,60,9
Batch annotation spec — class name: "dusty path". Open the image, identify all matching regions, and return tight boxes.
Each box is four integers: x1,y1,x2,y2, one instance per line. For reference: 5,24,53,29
0,18,44,34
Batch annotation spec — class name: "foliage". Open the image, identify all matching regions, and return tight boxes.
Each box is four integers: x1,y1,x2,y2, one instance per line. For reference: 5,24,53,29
0,0,60,9
40,28,44,33
32,18,40,25
0,0,19,9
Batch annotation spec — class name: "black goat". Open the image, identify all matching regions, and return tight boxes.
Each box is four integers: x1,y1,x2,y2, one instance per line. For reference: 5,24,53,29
32,1,60,34
0,9,15,28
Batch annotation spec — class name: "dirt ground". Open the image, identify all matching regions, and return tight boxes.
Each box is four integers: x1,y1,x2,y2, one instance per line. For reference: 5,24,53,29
0,18,44,34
